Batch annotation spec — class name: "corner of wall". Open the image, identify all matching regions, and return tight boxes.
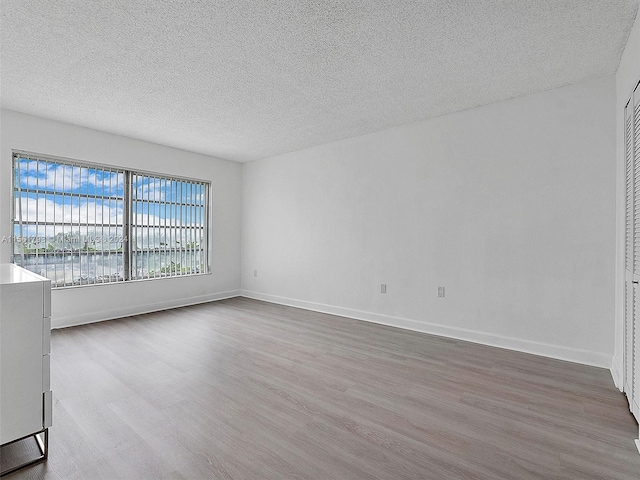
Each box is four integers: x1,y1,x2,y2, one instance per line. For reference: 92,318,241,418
611,354,623,391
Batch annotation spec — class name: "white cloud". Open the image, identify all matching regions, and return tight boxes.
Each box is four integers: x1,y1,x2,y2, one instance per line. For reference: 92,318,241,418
16,160,123,195
16,196,122,225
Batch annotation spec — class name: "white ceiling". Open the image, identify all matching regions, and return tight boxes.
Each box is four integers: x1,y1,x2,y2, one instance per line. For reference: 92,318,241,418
1,1,638,163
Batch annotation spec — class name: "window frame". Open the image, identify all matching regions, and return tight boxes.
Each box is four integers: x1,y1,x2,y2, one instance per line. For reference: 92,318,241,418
11,150,211,288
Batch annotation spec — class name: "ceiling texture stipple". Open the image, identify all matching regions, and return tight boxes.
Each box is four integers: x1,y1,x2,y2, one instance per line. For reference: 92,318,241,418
1,0,638,163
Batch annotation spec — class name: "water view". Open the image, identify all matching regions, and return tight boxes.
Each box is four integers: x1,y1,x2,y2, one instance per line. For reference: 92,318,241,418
17,250,205,287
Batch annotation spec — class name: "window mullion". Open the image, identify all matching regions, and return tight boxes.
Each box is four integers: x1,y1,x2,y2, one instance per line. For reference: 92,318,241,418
124,170,132,282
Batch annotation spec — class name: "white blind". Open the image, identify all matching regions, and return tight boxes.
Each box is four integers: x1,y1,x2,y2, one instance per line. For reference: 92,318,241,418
12,153,126,287
626,110,633,271
130,173,208,280
11,152,210,288
634,88,640,418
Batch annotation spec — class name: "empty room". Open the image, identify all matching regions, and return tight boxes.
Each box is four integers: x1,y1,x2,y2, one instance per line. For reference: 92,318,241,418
2,0,640,478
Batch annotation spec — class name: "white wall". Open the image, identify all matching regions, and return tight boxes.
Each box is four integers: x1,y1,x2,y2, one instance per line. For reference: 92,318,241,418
614,13,640,389
1,109,242,328
242,76,617,367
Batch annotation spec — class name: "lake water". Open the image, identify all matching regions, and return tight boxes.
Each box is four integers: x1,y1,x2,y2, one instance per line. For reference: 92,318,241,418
16,251,204,287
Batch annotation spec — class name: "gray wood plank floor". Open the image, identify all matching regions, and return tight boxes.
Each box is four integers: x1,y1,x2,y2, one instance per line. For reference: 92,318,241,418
2,297,639,479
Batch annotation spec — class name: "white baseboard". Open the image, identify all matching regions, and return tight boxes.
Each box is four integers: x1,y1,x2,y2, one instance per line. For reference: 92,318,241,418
53,289,241,329
610,355,624,391
241,290,612,369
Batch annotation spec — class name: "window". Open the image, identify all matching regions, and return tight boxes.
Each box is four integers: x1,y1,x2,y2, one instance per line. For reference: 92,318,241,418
130,172,209,280
11,151,210,287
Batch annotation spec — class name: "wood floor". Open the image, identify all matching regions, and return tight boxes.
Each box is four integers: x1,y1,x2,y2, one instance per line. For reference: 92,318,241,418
2,297,639,479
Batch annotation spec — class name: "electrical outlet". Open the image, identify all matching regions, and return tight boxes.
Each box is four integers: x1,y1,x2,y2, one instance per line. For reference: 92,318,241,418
381,284,387,294
438,286,445,297
254,269,258,277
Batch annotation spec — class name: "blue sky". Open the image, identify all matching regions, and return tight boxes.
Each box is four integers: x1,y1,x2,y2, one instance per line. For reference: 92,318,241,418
13,157,206,244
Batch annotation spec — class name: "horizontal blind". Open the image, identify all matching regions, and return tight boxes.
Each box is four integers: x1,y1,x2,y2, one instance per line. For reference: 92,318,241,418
627,110,634,271
635,99,640,273
634,86,640,418
626,100,635,402
635,282,640,416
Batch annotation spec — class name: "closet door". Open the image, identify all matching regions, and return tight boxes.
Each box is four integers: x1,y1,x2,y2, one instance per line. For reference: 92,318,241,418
634,86,640,420
625,85,640,421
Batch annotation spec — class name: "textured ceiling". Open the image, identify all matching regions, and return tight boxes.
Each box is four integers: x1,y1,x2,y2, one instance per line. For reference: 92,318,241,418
1,1,638,163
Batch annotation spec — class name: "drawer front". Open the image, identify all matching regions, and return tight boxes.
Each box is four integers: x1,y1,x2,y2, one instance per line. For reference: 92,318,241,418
43,390,52,428
42,281,51,318
43,316,51,355
42,355,50,392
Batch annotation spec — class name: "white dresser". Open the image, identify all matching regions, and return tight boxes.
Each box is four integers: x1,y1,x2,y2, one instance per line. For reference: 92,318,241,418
0,264,52,474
